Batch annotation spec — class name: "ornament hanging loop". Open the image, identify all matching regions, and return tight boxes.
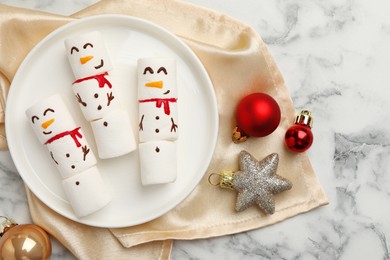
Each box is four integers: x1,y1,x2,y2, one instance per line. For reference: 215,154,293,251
208,173,221,186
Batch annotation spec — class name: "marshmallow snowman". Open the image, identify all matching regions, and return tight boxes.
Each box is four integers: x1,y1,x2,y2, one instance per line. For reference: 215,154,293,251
26,94,111,218
65,31,136,159
137,58,178,185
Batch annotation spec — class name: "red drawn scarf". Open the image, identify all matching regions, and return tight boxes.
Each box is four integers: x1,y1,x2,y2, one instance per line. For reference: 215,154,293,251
45,127,83,147
139,98,177,115
73,72,112,88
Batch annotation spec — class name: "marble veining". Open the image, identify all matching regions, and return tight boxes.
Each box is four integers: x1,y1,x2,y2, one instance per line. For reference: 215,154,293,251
1,0,390,259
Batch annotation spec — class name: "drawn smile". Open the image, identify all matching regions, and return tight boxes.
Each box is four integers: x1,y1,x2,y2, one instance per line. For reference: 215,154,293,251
163,90,170,95
43,131,52,135
94,59,104,69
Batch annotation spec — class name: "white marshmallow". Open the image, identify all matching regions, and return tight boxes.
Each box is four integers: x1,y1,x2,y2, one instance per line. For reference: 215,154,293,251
137,58,177,100
46,129,97,179
64,31,113,79
90,110,136,159
62,166,112,218
138,102,178,142
139,141,177,185
26,94,77,144
72,74,120,122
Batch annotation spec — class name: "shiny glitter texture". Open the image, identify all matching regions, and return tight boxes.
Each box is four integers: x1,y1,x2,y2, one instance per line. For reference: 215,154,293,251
232,151,292,214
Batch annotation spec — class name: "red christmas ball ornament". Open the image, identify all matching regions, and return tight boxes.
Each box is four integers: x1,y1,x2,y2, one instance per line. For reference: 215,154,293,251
285,110,314,152
233,93,281,143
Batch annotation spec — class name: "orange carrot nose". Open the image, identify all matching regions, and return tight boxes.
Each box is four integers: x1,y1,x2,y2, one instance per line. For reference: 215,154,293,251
41,118,55,129
145,81,163,88
80,55,94,64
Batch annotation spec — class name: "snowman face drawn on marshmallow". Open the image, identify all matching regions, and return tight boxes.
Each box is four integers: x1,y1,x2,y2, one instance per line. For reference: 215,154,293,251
26,95,77,144
65,31,113,79
138,58,177,100
32,108,55,135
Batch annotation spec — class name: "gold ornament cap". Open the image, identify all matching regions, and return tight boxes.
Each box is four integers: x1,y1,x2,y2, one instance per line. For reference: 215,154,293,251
0,217,17,237
232,126,249,143
295,110,313,128
219,170,235,190
208,170,235,190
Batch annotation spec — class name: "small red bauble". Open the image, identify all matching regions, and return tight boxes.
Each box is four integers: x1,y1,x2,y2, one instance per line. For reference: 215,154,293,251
235,93,281,138
285,110,313,152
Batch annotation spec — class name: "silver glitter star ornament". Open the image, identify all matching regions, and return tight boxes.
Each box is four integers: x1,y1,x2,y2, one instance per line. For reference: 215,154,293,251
211,151,292,214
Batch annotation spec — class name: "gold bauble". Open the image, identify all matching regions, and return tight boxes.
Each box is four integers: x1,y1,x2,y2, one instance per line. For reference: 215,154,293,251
0,217,51,260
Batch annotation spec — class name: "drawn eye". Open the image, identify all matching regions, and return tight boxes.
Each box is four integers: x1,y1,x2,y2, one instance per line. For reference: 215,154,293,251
70,46,79,54
83,43,93,49
31,116,39,124
43,108,55,116
143,67,154,74
157,67,168,75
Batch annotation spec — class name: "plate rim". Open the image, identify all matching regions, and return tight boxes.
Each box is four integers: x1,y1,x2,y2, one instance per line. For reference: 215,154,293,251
6,14,218,228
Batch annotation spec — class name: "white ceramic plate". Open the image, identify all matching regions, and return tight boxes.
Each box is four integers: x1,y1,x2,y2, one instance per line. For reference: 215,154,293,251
6,15,218,228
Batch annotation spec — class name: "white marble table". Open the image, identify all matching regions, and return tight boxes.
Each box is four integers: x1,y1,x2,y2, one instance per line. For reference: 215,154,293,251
1,0,390,259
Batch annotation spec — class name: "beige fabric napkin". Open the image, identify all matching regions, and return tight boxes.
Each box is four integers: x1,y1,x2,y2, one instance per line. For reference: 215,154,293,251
0,0,329,259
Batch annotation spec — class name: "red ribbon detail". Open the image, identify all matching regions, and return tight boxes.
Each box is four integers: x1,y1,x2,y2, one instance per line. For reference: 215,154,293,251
139,98,177,115
45,127,83,148
73,72,112,88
